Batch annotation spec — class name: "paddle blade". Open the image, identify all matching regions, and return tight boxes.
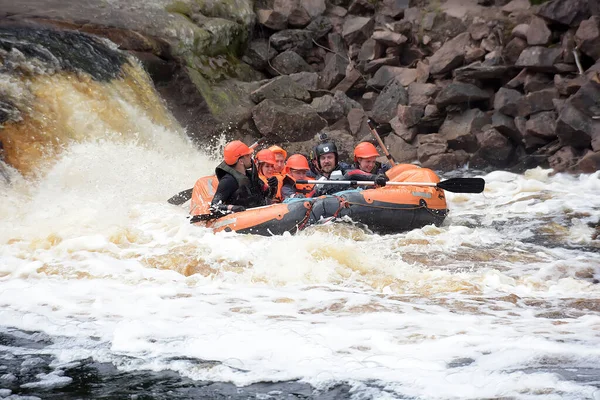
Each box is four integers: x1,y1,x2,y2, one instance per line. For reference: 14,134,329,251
167,188,193,205
437,178,485,193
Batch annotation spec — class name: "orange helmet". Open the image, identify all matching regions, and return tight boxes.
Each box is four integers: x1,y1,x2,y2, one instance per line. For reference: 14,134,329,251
255,149,276,165
268,145,288,159
224,140,253,165
285,154,310,173
353,142,380,162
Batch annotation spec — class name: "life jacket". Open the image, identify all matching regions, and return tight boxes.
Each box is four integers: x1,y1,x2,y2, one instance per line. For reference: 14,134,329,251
215,161,267,208
282,175,314,198
258,172,284,203
352,161,390,175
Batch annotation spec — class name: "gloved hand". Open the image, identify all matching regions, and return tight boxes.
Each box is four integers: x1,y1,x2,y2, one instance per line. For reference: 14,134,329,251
230,205,246,213
267,176,278,198
374,174,388,187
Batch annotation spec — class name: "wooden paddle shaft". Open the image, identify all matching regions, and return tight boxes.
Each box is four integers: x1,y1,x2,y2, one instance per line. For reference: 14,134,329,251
367,118,396,167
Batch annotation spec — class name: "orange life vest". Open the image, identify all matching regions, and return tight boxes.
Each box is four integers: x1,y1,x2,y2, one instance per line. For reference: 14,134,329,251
259,173,284,203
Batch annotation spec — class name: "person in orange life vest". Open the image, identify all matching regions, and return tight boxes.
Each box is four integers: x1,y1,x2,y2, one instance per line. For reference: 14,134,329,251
255,149,283,202
211,141,277,213
281,154,315,199
313,141,388,196
352,142,391,175
268,145,287,175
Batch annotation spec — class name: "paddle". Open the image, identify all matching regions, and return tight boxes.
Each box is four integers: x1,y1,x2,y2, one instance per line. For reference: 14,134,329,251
296,177,485,193
367,118,396,166
168,139,264,206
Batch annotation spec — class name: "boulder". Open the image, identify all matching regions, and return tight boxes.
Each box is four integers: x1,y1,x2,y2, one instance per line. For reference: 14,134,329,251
435,82,491,108
250,75,311,103
269,51,312,75
371,79,409,123
408,83,438,107
416,134,448,164
494,87,523,117
536,0,593,27
397,105,424,128
367,66,417,88
439,108,491,152
242,39,278,70
318,52,349,89
342,16,375,46
347,108,371,137
516,88,559,117
311,95,345,123
526,17,552,46
385,133,418,163
575,16,600,61
491,111,522,143
471,128,514,168
515,47,562,72
252,98,327,141
390,118,418,142
428,32,471,75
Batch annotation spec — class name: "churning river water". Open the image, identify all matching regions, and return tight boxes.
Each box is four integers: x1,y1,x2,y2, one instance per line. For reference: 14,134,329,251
1,36,599,399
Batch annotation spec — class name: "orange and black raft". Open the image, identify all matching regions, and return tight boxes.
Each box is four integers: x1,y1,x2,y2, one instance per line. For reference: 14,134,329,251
189,164,449,236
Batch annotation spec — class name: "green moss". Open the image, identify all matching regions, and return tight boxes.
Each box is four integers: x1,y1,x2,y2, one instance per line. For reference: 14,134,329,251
165,1,194,17
201,18,246,56
193,0,255,27
530,0,550,4
186,65,245,119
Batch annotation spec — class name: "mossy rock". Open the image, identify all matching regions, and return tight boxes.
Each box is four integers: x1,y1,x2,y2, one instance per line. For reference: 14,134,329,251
186,65,261,124
201,18,247,56
193,0,255,27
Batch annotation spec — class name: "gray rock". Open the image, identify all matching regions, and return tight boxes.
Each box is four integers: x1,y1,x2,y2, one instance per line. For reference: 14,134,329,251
503,37,528,64
269,50,312,75
515,47,562,72
318,52,349,89
390,117,418,142
417,134,449,164
435,82,491,108
311,95,345,123
439,108,491,152
397,105,424,128
428,32,471,75
471,127,514,168
342,16,375,45
250,76,311,103
257,9,287,30
492,111,521,142
526,111,558,139
536,0,593,27
385,132,418,163
408,83,438,107
494,87,523,117
526,17,552,45
517,88,559,117
269,29,314,53
575,16,600,61
367,66,417,88
289,72,319,90
252,98,327,141
371,79,409,123
242,39,278,70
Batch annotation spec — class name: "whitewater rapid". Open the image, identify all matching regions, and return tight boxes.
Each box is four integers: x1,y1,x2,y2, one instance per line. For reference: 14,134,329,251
1,130,599,399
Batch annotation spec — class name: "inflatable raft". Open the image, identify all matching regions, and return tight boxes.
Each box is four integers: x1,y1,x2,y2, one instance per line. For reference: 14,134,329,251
188,164,449,235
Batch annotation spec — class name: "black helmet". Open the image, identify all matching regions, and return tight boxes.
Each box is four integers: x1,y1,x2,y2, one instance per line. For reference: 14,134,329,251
313,142,338,169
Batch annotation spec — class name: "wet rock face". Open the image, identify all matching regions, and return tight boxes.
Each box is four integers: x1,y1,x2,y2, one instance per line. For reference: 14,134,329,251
0,27,126,81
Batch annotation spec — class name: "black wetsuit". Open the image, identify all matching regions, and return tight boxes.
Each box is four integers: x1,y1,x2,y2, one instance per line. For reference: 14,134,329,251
211,162,268,209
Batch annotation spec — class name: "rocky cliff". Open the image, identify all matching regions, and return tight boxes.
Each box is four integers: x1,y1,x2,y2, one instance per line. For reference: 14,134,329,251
1,0,599,173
